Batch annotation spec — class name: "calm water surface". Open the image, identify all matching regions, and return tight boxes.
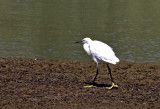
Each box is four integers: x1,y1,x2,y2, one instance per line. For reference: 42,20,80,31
0,0,159,65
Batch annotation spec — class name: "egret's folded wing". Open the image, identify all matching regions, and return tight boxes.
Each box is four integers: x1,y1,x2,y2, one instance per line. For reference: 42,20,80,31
90,41,119,64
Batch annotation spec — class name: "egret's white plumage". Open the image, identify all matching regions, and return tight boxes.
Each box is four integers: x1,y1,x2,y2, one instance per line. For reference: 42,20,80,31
82,37,119,64
75,37,119,89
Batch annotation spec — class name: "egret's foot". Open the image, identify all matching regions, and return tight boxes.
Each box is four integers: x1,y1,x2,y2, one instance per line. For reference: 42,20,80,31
106,82,118,89
84,85,95,88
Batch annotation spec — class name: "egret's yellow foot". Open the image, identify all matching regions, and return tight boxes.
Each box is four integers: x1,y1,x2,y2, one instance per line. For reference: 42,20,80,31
84,85,95,88
106,83,118,89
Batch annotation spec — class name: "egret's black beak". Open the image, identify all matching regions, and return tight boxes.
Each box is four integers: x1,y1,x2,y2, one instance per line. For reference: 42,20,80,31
74,40,82,44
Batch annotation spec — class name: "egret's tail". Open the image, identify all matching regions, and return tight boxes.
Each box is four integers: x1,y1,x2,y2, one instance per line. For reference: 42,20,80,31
104,56,119,65
113,57,120,64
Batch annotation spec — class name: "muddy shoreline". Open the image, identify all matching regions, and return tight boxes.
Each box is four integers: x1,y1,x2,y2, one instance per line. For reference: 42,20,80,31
0,57,159,109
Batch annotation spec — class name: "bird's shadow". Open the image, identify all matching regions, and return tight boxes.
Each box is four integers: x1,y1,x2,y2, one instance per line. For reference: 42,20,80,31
83,82,111,87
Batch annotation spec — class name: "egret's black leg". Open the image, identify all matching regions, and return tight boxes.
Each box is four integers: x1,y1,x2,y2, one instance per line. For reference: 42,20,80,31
93,63,99,83
84,63,99,88
107,64,114,83
106,64,118,89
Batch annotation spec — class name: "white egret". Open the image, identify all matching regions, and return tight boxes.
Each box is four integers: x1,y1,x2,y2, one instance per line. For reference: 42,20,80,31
75,37,119,89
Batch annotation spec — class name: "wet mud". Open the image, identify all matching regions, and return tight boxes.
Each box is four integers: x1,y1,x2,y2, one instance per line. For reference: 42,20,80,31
0,58,159,109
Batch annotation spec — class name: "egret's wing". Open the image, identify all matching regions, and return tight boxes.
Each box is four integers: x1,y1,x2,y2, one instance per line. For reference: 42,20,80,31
90,40,119,64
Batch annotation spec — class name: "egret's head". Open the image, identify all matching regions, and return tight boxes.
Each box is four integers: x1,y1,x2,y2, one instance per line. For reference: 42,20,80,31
74,37,92,44
82,37,92,44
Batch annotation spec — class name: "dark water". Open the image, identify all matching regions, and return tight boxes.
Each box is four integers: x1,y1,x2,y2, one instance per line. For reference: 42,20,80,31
0,0,159,64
